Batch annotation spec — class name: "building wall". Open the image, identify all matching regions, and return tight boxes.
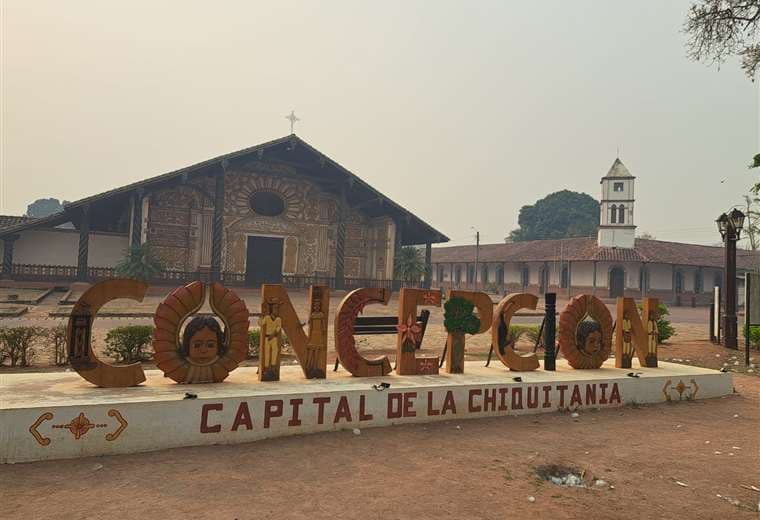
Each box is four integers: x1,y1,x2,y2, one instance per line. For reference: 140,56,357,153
145,163,394,278
12,229,128,267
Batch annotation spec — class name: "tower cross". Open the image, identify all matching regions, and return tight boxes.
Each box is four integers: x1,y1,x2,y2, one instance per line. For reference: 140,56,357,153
285,110,300,134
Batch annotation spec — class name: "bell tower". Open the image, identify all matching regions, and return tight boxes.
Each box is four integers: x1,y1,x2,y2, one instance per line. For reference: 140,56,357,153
597,158,636,249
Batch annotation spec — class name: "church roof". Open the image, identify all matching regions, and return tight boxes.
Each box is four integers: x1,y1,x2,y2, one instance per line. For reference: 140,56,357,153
431,237,760,270
602,158,635,180
0,135,449,245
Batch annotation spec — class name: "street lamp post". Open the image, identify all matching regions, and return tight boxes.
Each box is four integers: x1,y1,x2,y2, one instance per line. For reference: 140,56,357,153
716,208,746,349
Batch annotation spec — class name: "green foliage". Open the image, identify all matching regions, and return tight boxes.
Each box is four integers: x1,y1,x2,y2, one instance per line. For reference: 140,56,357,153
743,324,760,350
248,328,261,358
508,190,599,242
394,246,427,282
115,243,166,281
0,326,46,367
638,303,676,343
508,324,542,347
26,197,65,217
48,324,68,366
443,297,480,334
751,153,760,170
103,325,154,363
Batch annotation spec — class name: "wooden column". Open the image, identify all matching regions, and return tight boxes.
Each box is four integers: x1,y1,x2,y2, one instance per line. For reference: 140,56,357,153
131,190,143,247
334,185,347,290
210,163,226,282
1,235,18,277
76,206,91,281
424,242,432,288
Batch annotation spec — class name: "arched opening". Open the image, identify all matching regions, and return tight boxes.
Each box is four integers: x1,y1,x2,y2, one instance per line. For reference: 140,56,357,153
438,265,445,283
467,265,475,284
481,265,489,285
675,270,684,294
618,204,625,224
610,205,618,224
560,265,569,289
496,265,504,286
609,267,625,298
455,265,462,284
639,266,649,295
521,265,530,289
539,267,549,294
695,269,703,294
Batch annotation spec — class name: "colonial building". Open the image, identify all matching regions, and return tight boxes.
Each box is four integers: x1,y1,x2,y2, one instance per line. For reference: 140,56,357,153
431,159,758,305
0,135,447,287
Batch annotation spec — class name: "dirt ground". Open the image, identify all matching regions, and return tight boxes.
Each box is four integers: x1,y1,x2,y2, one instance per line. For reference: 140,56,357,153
1,376,757,519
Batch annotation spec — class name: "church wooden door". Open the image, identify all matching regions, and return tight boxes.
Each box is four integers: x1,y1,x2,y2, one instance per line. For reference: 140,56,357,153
246,236,284,286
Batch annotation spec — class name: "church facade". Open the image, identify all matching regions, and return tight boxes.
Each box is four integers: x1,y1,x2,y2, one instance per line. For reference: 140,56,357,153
431,159,756,306
0,135,447,287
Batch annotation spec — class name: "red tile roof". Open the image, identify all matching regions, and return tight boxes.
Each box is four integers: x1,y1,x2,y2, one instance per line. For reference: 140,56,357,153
431,237,760,270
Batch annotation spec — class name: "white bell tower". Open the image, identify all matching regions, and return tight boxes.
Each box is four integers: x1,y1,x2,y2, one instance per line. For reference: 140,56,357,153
597,158,636,249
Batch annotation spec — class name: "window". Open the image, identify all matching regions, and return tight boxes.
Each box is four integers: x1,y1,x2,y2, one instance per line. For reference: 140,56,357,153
618,204,625,224
560,265,569,289
481,265,489,284
496,265,504,285
613,182,624,192
455,265,462,283
467,265,475,283
250,191,285,217
610,205,618,224
695,269,703,294
521,265,530,288
675,271,684,294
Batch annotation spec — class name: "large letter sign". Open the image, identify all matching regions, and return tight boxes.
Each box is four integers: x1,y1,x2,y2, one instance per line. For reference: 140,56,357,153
395,288,441,375
334,288,393,377
558,294,613,369
67,279,149,388
491,293,540,371
443,290,493,374
615,297,659,368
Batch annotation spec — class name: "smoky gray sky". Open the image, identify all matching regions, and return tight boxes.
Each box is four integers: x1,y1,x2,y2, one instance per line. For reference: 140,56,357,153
1,0,757,246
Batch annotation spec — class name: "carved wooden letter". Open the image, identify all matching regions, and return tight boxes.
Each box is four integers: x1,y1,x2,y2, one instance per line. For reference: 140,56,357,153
67,279,148,387
395,288,441,375
558,294,613,369
153,282,249,384
490,293,540,372
615,297,659,368
259,284,330,380
444,290,493,374
334,287,393,377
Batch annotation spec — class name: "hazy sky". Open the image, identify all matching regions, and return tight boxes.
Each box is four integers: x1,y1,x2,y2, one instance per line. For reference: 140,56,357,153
1,1,758,246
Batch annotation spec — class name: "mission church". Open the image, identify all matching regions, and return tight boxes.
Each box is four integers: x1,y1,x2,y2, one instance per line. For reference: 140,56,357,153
431,159,757,305
0,135,447,287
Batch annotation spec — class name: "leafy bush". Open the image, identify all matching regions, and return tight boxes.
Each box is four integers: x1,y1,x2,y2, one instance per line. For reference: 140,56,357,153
637,302,675,343
248,328,261,359
0,326,46,367
508,324,542,347
443,297,480,334
48,324,68,366
115,243,166,281
103,325,154,363
743,325,760,350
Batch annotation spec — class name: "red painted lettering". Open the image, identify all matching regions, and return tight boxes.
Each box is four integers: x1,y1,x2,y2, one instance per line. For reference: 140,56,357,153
585,384,597,405
557,384,568,408
498,388,508,411
599,383,609,404
334,396,353,423
542,385,552,408
468,389,482,412
403,392,417,418
483,388,497,412
359,395,373,421
264,400,283,428
570,385,583,407
511,387,523,410
609,383,621,404
288,398,303,427
313,396,331,424
427,391,440,416
387,393,403,419
231,402,253,431
526,387,539,409
200,403,223,434
441,391,457,415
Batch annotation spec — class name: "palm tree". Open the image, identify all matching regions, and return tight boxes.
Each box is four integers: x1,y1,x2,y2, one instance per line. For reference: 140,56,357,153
115,243,165,281
393,246,427,282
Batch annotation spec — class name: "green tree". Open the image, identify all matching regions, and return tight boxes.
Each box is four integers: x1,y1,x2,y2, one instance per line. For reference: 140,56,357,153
26,198,66,217
508,190,599,242
394,246,427,282
115,243,165,281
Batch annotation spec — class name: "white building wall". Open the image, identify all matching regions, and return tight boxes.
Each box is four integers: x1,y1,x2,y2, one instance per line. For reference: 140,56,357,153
504,263,521,284
12,229,128,268
649,264,673,290
570,262,594,286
